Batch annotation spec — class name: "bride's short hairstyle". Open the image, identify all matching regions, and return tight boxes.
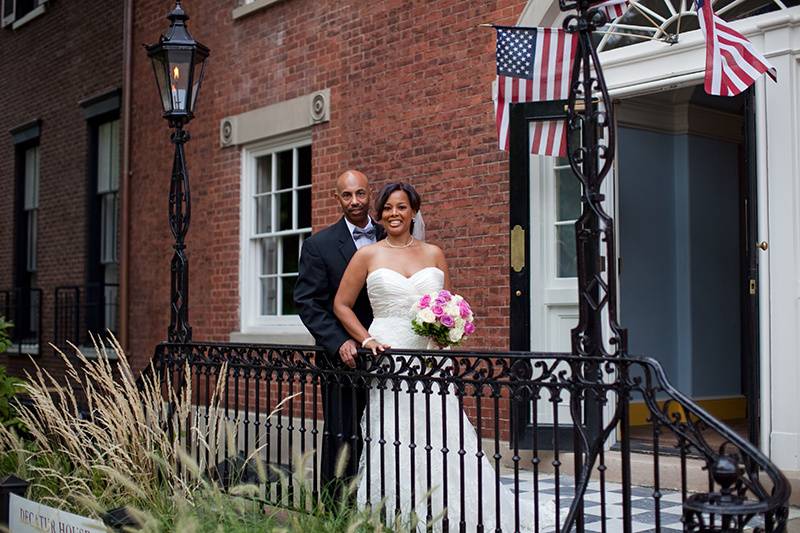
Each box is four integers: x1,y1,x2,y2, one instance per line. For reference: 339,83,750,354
374,182,421,218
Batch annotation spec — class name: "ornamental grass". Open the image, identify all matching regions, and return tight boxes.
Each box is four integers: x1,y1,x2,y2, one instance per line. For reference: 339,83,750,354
0,336,418,532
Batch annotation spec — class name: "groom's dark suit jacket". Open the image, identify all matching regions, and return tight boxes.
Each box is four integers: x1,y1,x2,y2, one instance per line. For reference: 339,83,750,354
294,216,384,364
294,216,384,487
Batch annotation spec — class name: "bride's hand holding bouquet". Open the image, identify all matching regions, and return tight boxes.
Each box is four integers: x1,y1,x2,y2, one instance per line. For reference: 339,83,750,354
411,289,475,348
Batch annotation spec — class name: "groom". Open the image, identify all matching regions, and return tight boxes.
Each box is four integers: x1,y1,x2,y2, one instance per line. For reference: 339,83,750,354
294,169,384,495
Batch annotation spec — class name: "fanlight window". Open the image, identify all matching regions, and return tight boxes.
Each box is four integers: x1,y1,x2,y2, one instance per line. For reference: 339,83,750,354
597,0,798,51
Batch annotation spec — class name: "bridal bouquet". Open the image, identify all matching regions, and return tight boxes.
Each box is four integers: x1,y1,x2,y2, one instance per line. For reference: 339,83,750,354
411,290,475,348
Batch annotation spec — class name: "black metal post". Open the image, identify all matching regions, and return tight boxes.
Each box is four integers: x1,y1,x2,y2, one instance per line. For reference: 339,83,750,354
561,0,627,360
167,124,191,343
0,475,29,527
559,3,629,532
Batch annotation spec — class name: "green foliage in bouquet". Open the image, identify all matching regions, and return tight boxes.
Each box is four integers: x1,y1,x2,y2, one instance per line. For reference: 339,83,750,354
411,320,452,348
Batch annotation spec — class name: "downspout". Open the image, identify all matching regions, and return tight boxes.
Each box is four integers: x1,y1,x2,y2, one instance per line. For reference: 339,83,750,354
119,0,133,351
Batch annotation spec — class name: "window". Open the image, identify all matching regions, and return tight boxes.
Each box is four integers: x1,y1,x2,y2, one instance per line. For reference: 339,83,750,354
97,120,120,266
23,145,39,274
553,156,580,279
597,0,799,51
241,134,312,330
96,119,120,336
2,0,46,28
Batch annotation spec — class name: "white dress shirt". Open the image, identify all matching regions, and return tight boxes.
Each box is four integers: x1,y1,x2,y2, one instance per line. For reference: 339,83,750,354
345,216,377,250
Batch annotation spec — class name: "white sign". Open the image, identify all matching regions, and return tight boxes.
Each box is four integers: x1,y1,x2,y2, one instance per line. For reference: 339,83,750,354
8,493,108,533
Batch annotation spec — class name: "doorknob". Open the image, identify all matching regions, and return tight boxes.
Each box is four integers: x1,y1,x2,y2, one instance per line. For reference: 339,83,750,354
757,241,769,251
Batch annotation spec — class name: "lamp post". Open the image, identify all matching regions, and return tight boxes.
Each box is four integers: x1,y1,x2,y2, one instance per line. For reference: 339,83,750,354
146,1,209,343
556,3,753,533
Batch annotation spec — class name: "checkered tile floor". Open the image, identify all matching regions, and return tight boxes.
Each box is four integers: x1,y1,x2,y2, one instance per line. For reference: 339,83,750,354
499,473,800,533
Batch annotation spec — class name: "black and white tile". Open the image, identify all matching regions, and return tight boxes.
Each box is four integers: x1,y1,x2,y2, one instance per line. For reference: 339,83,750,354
500,473,799,533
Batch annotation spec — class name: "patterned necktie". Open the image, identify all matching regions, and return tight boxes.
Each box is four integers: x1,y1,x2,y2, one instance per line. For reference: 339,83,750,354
352,225,376,242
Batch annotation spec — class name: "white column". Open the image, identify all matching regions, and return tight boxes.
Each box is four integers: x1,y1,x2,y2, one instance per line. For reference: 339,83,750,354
762,22,800,472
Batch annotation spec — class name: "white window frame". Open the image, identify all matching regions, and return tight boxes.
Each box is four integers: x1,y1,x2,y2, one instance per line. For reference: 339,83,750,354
239,130,312,335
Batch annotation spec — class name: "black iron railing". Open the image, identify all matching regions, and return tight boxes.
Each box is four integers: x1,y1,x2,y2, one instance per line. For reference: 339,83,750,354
152,342,791,533
54,283,119,349
0,287,42,356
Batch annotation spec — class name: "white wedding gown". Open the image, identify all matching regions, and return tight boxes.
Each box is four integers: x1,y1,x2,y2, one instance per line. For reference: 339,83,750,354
356,266,554,532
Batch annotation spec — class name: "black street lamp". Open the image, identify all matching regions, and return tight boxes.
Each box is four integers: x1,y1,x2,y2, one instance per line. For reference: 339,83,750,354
146,1,209,343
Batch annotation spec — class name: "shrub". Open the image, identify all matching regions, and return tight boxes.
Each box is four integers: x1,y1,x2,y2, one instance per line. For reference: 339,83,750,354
0,316,11,354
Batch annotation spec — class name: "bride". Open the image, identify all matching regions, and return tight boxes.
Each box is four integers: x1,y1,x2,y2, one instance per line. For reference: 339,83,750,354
334,183,553,532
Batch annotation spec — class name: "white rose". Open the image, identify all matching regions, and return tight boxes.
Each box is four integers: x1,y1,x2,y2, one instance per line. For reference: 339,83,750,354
444,302,459,316
455,317,465,329
448,327,464,343
418,308,436,324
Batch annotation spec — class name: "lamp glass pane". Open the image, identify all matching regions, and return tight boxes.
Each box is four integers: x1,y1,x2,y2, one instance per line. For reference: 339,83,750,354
150,53,173,113
190,54,207,113
167,49,192,113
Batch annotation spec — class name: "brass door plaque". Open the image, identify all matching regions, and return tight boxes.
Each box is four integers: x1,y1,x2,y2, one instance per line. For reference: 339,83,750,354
511,225,526,272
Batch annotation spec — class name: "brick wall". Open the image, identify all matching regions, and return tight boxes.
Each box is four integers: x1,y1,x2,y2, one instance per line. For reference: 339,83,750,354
128,0,526,368
0,0,124,377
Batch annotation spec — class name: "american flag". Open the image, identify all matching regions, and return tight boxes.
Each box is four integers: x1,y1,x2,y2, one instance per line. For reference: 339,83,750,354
696,0,777,96
494,27,578,157
595,0,628,22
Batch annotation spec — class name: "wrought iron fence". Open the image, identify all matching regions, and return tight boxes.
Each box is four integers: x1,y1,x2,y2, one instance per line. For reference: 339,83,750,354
54,283,119,349
153,342,790,533
0,287,42,356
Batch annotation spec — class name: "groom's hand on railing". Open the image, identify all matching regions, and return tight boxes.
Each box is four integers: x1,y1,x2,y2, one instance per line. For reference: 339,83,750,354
338,339,358,368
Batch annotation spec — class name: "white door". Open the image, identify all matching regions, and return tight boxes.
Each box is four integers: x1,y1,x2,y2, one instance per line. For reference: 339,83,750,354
529,125,617,430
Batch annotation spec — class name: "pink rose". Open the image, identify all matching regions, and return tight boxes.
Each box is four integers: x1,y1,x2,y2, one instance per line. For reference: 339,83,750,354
419,294,432,308
464,322,476,335
459,300,471,319
438,290,452,301
440,314,455,328
431,304,445,317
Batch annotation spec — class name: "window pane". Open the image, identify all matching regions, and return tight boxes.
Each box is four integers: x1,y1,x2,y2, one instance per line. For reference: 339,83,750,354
256,155,272,194
109,120,120,191
282,235,300,274
24,146,38,209
100,193,119,264
276,191,292,231
260,277,277,315
98,122,111,192
281,275,298,315
255,196,272,233
16,0,36,18
298,145,311,186
556,168,581,221
27,211,36,272
260,238,277,276
297,187,311,229
557,224,577,278
276,149,293,190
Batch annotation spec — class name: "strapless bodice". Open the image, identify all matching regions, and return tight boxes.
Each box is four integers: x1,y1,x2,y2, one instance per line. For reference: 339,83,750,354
366,266,444,319
366,267,444,349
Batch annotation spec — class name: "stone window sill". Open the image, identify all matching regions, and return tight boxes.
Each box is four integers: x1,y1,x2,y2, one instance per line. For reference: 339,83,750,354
12,5,46,30
232,0,285,20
